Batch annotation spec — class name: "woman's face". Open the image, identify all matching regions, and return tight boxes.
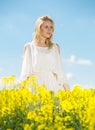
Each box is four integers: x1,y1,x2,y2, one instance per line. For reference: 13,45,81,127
40,20,53,39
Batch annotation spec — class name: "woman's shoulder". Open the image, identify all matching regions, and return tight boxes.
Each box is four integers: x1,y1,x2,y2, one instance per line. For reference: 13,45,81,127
53,42,60,54
23,42,32,54
24,42,31,48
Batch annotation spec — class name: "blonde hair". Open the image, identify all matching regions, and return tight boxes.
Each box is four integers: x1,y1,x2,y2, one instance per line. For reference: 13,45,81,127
33,15,54,48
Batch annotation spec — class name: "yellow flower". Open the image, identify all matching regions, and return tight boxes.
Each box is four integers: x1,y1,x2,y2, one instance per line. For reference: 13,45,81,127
27,111,37,120
64,116,72,122
2,77,9,85
38,124,46,130
20,80,28,88
24,124,31,130
0,75,95,129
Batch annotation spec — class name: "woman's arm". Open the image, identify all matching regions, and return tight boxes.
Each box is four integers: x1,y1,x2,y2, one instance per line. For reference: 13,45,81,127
56,43,70,90
20,43,32,81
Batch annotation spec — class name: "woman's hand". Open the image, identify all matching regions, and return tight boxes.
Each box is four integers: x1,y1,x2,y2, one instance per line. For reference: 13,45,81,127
63,83,70,90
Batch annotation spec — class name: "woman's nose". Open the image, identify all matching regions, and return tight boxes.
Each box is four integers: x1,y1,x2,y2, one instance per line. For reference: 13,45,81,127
48,27,52,32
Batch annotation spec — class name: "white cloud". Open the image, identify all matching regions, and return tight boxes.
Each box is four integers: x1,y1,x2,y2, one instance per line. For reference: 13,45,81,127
63,55,76,63
69,55,76,63
66,72,74,80
77,59,92,65
64,55,93,66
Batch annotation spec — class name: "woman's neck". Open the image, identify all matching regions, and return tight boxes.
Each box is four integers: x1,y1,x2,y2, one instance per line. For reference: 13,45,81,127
35,38,47,46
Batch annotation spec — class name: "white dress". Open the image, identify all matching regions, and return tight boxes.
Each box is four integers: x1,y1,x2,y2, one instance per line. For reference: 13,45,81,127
20,41,68,93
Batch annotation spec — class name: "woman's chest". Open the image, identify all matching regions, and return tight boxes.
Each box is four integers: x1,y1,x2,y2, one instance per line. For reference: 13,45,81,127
31,47,56,67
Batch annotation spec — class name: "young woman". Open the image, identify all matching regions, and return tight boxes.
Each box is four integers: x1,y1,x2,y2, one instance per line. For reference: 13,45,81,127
20,15,70,92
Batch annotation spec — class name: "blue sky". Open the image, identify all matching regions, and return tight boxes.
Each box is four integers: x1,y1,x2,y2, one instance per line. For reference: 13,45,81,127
0,0,95,89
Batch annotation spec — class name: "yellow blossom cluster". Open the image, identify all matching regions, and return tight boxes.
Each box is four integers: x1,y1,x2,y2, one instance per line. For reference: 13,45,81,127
0,75,95,130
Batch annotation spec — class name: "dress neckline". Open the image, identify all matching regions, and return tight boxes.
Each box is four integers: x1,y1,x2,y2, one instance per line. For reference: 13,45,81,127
32,41,48,49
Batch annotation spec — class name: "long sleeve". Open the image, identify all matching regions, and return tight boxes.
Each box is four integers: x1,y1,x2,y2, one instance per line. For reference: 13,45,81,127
54,44,68,86
20,43,32,81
